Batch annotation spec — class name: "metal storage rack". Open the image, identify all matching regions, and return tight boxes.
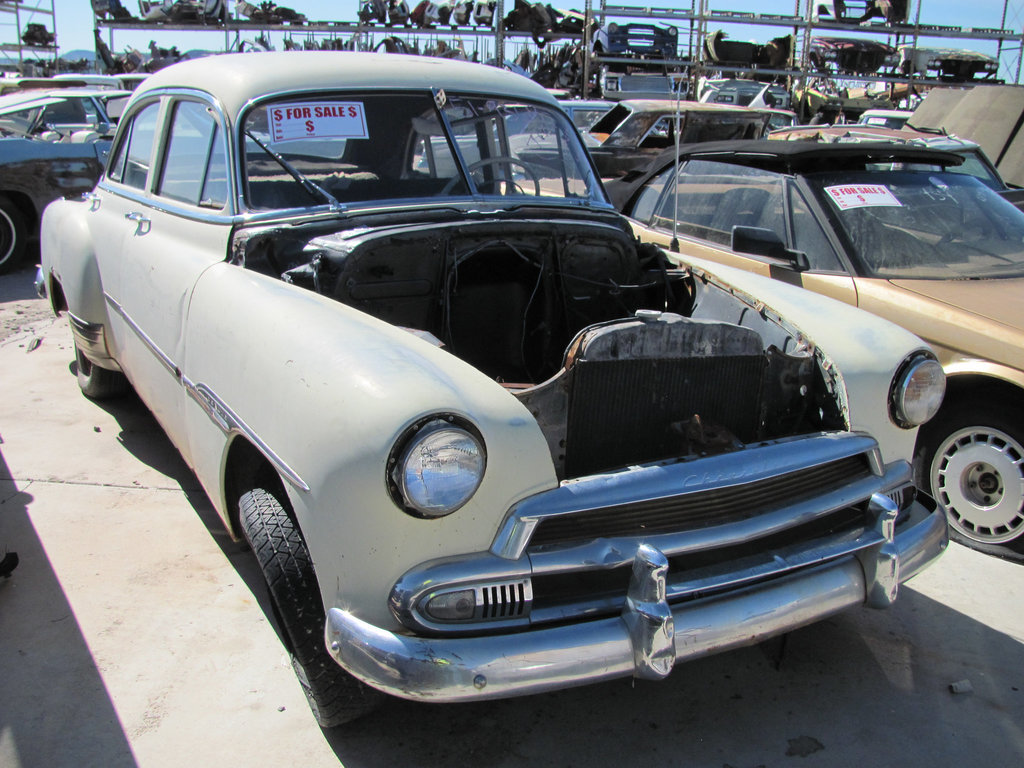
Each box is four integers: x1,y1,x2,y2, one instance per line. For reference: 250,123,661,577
0,0,57,74
595,0,1023,93
92,0,1021,93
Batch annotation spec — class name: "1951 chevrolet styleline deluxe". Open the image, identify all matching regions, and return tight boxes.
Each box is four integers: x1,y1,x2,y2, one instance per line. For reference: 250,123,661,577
38,51,947,726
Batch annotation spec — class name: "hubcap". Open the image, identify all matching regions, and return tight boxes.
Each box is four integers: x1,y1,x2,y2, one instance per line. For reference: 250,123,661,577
931,426,1024,544
0,207,15,265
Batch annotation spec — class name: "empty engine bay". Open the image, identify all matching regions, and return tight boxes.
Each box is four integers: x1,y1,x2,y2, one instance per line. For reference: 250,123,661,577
234,215,845,478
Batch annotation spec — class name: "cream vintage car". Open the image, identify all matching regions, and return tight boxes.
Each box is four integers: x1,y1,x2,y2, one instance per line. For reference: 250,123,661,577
38,52,947,727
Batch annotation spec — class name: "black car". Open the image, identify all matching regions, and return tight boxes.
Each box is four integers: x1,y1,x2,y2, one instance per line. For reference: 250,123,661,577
0,136,109,273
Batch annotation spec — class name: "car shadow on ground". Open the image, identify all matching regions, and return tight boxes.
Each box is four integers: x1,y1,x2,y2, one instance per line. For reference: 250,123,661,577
51,357,1024,767
0,448,137,768
319,590,1024,767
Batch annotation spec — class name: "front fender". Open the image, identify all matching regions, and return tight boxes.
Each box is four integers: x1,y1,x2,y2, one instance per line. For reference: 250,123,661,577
180,265,557,629
680,254,930,465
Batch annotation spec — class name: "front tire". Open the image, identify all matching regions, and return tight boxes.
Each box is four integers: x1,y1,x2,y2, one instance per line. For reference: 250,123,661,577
918,403,1024,550
239,487,383,727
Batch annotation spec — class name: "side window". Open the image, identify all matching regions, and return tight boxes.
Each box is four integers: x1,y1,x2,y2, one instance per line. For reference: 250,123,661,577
39,98,87,125
629,164,675,224
788,186,844,271
157,100,228,209
653,160,785,248
108,102,160,190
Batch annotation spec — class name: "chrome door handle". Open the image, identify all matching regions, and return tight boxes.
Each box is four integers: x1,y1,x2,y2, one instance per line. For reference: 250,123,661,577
124,211,151,236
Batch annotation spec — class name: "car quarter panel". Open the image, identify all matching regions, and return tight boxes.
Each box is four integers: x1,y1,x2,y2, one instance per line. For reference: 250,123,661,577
182,264,559,629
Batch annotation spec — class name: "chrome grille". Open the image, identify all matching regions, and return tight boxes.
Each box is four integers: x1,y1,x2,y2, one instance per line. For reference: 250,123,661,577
478,580,531,619
529,454,873,547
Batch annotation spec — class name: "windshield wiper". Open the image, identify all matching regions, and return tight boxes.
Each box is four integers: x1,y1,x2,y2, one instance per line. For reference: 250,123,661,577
244,129,342,210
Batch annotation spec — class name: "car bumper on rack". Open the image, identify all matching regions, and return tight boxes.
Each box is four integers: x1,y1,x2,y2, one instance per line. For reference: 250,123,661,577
326,494,948,702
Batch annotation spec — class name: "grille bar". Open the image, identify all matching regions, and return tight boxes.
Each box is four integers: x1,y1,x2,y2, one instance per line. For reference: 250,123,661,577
529,454,872,547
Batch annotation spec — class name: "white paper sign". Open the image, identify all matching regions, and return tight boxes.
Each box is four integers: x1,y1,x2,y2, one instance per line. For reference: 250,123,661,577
824,184,902,210
269,102,368,142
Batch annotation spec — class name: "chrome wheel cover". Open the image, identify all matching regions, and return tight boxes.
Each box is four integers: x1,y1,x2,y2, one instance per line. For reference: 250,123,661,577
0,206,15,265
930,425,1024,544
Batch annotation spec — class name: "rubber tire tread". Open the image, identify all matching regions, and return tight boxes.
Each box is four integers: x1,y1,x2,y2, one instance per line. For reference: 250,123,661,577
74,341,129,400
239,487,383,727
916,400,1024,554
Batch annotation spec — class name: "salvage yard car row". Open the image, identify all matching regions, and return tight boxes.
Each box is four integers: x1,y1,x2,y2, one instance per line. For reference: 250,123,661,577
31,50,1012,728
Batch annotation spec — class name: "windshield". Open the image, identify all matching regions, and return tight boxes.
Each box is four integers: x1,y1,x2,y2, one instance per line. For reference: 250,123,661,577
241,91,602,210
807,170,1024,279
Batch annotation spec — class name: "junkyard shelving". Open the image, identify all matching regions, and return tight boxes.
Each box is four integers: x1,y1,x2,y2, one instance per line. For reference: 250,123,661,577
93,1,588,68
0,0,57,73
595,0,1024,90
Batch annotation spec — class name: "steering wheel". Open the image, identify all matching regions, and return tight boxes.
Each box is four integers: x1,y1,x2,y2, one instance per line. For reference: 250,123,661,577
440,157,541,196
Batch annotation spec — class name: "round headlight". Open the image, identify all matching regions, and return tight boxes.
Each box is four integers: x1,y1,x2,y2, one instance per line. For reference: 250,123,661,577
890,355,945,428
391,418,485,518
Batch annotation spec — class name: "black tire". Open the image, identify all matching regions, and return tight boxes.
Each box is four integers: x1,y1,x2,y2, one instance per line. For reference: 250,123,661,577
917,402,1024,552
239,487,383,727
0,194,28,275
74,341,129,400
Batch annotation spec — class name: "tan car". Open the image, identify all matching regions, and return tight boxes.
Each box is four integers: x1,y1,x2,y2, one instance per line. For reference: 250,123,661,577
614,139,1024,555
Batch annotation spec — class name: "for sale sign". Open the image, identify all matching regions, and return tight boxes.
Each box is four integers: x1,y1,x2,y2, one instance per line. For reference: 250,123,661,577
269,101,369,142
824,184,902,210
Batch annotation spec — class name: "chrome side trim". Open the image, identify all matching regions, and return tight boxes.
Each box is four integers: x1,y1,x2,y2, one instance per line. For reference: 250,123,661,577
104,293,180,380
326,494,947,703
491,432,881,560
67,311,118,365
183,378,310,493
103,292,308,493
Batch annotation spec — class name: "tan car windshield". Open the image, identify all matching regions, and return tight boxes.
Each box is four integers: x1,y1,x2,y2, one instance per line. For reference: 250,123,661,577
810,170,1024,279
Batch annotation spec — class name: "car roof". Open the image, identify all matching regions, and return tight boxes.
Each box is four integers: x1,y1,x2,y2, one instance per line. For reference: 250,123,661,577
0,87,128,112
133,51,559,122
770,124,981,152
671,139,963,170
607,139,964,212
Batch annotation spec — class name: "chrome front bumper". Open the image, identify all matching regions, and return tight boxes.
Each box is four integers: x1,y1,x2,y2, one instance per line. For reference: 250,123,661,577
326,496,948,702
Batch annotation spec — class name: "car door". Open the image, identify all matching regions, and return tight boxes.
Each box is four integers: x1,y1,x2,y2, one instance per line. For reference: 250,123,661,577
93,93,233,457
629,159,859,305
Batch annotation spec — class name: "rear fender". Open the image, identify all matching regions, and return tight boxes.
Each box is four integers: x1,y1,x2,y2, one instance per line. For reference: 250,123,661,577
41,198,108,327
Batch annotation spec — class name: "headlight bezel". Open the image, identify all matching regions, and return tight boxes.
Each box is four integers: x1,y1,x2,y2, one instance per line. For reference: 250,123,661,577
387,413,487,519
890,353,945,428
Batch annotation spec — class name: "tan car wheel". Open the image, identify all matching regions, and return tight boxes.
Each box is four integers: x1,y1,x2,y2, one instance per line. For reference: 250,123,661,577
928,419,1024,546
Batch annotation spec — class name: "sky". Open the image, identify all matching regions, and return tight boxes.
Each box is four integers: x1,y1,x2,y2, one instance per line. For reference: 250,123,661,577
29,0,1024,82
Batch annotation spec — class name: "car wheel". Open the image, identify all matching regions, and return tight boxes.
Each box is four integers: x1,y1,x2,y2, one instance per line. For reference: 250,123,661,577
74,341,129,399
919,404,1024,549
0,195,27,275
239,486,383,727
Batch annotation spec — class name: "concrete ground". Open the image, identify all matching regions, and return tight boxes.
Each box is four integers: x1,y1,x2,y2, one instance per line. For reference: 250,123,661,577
1,261,1023,768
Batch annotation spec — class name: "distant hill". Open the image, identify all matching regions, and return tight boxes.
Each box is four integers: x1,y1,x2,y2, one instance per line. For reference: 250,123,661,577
60,49,96,62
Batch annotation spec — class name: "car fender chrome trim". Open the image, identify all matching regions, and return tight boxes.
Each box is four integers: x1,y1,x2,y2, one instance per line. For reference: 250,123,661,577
104,292,309,493
183,379,310,493
104,293,180,380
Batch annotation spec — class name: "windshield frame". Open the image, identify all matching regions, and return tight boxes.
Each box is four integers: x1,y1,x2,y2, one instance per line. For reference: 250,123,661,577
237,88,608,215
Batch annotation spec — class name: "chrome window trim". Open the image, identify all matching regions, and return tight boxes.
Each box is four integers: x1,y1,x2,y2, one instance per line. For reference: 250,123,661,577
105,87,237,216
